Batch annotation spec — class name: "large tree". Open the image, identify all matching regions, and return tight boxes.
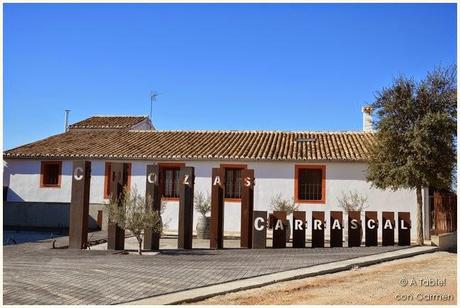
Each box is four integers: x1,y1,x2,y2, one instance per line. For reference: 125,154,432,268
367,66,457,245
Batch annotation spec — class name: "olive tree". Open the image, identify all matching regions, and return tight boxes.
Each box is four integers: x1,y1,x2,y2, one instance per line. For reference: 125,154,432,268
106,187,163,255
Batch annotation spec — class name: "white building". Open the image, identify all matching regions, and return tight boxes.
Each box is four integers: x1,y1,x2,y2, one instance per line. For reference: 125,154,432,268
3,112,432,240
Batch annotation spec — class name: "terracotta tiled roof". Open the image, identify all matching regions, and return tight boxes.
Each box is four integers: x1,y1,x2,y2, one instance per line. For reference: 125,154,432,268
4,130,375,161
68,116,148,129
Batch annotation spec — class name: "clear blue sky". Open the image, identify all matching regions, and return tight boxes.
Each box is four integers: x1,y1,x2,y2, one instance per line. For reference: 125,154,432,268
4,3,456,150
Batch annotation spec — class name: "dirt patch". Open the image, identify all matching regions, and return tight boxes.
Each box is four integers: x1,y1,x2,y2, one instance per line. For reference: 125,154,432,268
194,251,456,305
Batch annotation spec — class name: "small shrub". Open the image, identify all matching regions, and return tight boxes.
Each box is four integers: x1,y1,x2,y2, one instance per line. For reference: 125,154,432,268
270,193,299,215
337,190,368,213
194,191,211,216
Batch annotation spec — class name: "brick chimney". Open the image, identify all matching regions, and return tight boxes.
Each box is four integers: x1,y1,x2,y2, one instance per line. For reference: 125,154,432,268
362,106,373,132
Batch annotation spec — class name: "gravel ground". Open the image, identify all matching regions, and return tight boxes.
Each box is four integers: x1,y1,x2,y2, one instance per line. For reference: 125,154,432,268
195,251,456,305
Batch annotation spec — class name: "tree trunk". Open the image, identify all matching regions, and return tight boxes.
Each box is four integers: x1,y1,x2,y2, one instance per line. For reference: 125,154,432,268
138,237,143,255
416,186,424,246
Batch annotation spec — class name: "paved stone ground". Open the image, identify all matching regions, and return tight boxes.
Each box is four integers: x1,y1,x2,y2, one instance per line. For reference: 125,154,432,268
2,234,410,306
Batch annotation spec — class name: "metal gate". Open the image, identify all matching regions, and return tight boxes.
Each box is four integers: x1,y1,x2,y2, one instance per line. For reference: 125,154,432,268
431,191,457,235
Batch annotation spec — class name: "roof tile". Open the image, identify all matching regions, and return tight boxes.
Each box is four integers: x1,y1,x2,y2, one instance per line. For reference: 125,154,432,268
68,116,147,130
4,130,375,161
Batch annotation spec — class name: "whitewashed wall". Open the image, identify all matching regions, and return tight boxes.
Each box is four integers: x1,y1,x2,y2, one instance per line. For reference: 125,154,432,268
4,159,426,239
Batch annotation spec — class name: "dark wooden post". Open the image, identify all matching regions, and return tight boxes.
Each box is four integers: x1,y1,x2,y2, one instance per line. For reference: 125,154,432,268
240,169,254,248
330,211,343,247
69,161,91,249
365,211,378,246
312,211,325,248
210,168,225,249
107,163,125,250
178,166,194,249
272,211,287,248
252,211,267,249
144,164,161,250
292,211,306,248
398,212,411,246
382,211,395,246
348,211,362,247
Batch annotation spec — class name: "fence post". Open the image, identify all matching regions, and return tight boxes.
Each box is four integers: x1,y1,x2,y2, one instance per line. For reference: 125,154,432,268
292,211,306,248
107,163,125,250
69,161,91,249
365,211,378,246
312,211,325,248
382,211,395,246
272,211,287,248
240,169,254,248
398,212,411,246
348,211,362,247
210,168,225,249
144,164,161,250
252,211,267,249
178,167,195,249
330,211,343,247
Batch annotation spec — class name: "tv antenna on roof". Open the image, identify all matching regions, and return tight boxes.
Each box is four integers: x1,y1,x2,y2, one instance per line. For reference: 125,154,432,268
149,90,161,120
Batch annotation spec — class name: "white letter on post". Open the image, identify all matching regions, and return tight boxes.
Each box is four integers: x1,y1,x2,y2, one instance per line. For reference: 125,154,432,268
244,177,251,187
384,219,393,229
367,219,376,229
332,219,341,230
350,219,359,230
400,220,408,230
294,219,303,230
183,175,190,185
213,176,221,186
313,220,322,230
73,167,84,181
147,172,157,184
254,217,265,231
274,219,284,230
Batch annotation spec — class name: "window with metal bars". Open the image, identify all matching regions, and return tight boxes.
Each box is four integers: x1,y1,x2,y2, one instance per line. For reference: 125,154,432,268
162,167,180,198
298,168,323,201
103,162,131,199
224,168,242,199
40,161,62,187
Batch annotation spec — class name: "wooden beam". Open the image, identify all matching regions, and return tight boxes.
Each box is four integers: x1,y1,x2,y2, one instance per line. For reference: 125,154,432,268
144,164,161,250
178,166,194,249
210,168,225,249
69,161,91,249
240,169,254,248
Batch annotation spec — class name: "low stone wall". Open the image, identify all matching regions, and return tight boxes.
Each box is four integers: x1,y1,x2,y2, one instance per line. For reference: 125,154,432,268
3,202,107,231
431,231,457,252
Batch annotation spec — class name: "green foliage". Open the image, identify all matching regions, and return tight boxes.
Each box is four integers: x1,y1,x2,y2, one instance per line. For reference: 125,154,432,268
194,191,211,216
270,193,299,215
106,187,163,254
337,190,368,213
367,65,457,245
367,66,457,192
